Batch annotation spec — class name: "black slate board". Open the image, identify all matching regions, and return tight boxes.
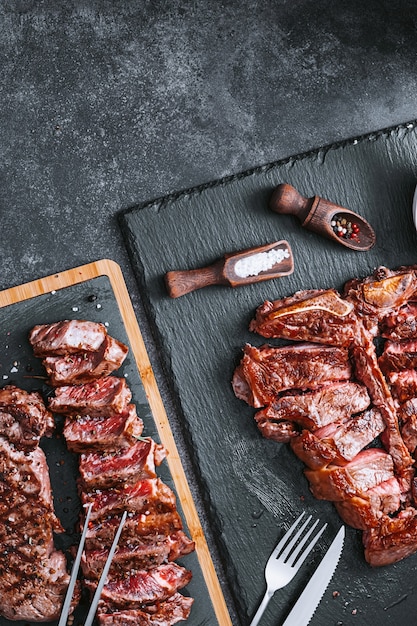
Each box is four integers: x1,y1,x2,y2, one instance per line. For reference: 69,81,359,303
0,272,217,626
120,121,417,626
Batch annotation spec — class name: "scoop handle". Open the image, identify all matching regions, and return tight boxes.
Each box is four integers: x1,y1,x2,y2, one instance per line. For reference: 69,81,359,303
165,262,225,298
269,183,313,222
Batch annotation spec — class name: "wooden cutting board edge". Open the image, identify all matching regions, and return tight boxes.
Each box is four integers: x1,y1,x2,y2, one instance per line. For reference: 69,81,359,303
0,258,233,626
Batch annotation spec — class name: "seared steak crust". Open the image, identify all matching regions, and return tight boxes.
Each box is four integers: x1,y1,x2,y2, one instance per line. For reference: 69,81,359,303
0,386,54,450
0,434,71,622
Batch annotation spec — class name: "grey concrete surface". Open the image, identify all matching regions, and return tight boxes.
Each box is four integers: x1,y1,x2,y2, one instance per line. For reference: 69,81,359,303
1,1,417,623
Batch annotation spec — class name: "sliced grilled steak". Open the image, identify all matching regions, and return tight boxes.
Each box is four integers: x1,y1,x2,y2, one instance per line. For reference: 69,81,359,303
81,478,177,521
363,507,417,566
352,327,413,470
344,266,417,333
249,289,358,346
233,343,351,408
43,335,129,385
0,436,72,622
79,438,165,489
97,592,193,625
291,407,385,469
255,418,299,442
63,404,144,453
49,376,132,417
386,370,417,404
334,477,401,530
304,448,395,501
381,302,417,340
0,385,54,450
29,319,108,356
290,430,337,469
399,399,417,455
85,563,192,610
84,512,184,551
379,340,417,373
254,382,370,443
81,531,194,579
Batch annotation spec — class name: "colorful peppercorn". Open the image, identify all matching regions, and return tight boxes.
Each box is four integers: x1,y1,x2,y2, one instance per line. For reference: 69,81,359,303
331,215,360,241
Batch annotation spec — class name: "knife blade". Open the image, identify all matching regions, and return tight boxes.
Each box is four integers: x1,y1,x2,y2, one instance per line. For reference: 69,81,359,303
412,184,417,232
281,525,345,626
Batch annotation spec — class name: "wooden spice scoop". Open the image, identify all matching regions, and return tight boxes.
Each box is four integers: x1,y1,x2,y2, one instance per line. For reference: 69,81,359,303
165,240,294,298
269,183,376,251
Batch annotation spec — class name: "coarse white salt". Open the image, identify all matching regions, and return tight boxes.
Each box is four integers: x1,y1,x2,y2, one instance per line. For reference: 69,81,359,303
234,247,290,278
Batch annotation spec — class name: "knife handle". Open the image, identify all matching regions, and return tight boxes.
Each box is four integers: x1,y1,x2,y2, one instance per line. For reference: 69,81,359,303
165,262,225,298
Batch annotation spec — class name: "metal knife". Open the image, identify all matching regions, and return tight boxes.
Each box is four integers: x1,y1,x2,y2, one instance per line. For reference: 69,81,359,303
281,525,345,626
412,184,417,232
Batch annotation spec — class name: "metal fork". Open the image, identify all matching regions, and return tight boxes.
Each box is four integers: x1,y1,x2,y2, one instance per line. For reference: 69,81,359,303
249,512,327,626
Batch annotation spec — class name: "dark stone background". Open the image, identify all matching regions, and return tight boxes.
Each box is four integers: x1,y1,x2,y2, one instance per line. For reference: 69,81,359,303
2,1,417,623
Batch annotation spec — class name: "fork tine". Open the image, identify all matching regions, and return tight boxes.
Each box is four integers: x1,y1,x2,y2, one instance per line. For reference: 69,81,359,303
288,520,328,569
278,514,314,562
285,518,320,565
270,512,306,558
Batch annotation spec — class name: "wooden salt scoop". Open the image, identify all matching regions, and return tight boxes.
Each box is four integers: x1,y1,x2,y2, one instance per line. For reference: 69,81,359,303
269,183,376,251
165,240,294,298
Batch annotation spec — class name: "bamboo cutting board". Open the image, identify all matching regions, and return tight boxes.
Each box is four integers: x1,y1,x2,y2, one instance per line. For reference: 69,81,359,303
0,259,232,626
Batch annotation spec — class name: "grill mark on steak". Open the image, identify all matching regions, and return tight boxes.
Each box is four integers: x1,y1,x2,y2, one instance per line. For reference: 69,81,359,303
83,512,184,551
81,531,194,580
0,386,55,450
291,407,385,469
334,477,401,530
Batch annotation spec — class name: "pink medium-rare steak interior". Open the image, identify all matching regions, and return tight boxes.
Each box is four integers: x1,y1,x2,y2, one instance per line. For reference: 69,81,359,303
43,334,128,385
49,375,132,416
78,437,166,489
29,319,108,356
63,404,144,453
